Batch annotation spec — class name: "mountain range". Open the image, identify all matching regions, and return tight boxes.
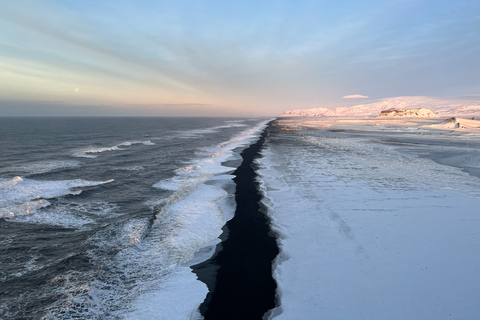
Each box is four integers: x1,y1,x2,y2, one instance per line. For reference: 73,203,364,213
281,96,480,118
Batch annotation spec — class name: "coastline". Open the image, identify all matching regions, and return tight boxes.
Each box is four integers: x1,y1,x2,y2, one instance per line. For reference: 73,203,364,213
192,121,279,319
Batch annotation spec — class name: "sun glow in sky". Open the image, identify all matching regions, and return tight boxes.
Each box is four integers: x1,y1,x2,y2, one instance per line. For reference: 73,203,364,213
0,0,479,116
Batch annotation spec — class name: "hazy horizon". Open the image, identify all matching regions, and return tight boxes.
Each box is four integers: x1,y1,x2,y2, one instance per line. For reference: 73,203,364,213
1,0,479,116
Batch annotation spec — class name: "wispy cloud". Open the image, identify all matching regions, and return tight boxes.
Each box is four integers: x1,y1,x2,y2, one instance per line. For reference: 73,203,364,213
0,0,479,116
343,94,369,99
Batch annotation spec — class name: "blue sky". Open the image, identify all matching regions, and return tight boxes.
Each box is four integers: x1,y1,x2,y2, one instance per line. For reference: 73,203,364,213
0,0,479,116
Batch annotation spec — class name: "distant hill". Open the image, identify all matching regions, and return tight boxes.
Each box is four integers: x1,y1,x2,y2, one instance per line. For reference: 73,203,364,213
427,117,480,130
281,96,480,117
378,108,435,117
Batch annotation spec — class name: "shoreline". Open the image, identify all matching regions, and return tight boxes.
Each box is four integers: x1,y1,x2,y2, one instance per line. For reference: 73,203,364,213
192,121,279,319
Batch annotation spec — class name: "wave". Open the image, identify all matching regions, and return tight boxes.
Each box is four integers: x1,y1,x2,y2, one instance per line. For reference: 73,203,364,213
72,140,155,158
123,166,145,171
72,146,124,158
153,120,272,193
128,122,272,317
22,160,81,174
35,120,273,319
0,176,114,220
176,121,250,139
41,120,271,319
14,201,119,230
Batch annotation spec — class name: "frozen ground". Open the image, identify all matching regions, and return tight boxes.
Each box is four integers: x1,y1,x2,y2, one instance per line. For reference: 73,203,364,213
258,117,480,319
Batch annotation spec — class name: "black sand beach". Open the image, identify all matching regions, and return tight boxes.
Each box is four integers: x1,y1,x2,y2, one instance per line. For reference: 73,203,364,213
193,122,279,319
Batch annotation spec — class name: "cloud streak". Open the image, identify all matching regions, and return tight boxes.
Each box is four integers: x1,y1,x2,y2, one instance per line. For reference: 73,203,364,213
343,94,369,99
0,0,479,116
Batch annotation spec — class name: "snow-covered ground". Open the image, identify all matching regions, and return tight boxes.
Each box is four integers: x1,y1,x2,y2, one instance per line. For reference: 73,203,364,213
281,96,480,117
258,117,480,319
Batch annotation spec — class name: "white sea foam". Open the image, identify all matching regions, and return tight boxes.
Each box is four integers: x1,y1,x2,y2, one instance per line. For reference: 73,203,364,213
113,165,145,171
152,180,181,191
72,140,155,158
56,183,233,319
122,183,228,319
124,166,145,171
153,120,271,193
10,254,44,279
22,160,81,174
123,267,208,320
73,146,125,158
177,121,250,139
12,201,118,229
225,120,246,123
0,176,114,219
124,120,272,319
39,120,270,319
72,153,97,159
119,140,154,147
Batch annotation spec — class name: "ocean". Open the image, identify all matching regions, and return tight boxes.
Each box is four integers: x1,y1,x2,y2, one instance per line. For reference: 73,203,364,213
3,116,480,319
0,117,269,319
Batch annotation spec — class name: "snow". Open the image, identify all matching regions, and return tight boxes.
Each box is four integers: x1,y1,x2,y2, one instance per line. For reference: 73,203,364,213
427,117,480,131
378,107,435,117
281,96,480,117
258,117,480,319
281,107,329,117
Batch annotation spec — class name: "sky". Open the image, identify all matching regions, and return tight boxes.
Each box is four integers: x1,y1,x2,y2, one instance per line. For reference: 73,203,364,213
0,0,479,116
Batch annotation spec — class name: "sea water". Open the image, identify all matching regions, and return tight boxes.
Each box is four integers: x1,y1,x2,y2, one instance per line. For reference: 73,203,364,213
0,117,268,319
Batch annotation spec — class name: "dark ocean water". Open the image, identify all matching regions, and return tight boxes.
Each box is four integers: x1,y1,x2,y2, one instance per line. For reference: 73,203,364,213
0,117,267,319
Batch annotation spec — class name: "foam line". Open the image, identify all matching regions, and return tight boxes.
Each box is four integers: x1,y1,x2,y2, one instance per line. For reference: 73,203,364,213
72,140,155,158
0,176,114,218
193,120,279,319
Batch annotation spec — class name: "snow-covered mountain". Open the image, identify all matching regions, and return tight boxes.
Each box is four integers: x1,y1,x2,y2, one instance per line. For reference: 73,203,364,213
281,96,480,117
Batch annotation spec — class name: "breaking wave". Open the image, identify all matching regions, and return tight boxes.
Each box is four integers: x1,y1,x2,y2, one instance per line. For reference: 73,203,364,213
0,176,114,219
72,140,155,158
22,160,81,174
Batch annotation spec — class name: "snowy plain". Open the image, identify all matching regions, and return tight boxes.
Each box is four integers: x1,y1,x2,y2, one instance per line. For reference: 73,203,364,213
258,117,480,319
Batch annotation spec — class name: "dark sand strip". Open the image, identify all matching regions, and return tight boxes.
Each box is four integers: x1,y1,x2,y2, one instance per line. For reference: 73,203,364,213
192,122,279,319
